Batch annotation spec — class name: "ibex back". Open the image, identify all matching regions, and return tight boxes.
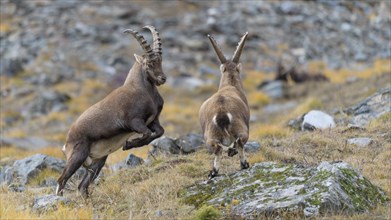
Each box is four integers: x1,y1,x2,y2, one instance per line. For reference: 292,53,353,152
199,32,250,179
56,26,166,197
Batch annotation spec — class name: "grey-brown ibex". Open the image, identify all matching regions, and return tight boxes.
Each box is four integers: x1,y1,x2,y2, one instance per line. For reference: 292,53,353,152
199,32,250,179
56,26,166,197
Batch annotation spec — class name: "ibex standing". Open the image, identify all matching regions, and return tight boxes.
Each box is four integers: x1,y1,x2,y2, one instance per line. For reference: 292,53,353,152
56,26,166,197
199,33,250,179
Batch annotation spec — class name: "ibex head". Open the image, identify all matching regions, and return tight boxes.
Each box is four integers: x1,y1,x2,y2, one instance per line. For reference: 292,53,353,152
124,26,166,86
208,32,248,78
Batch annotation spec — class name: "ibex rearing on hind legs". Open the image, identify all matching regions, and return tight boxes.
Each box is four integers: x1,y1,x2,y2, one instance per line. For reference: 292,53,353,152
56,26,166,198
199,32,250,179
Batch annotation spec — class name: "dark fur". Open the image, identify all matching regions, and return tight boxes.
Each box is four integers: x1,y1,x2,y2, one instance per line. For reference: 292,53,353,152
57,29,166,198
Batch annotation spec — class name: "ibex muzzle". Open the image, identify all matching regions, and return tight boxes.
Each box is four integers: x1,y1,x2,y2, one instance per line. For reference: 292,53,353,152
56,26,166,198
199,32,250,179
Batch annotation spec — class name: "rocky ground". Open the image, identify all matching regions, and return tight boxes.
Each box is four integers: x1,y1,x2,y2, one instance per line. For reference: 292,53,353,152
0,0,390,219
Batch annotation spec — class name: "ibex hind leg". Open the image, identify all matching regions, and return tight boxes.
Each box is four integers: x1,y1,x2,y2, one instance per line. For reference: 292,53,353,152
56,143,90,196
208,141,222,179
235,133,250,170
78,156,107,198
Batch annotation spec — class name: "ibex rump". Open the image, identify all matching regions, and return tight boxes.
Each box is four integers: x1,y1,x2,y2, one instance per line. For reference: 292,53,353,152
199,33,250,179
56,26,166,197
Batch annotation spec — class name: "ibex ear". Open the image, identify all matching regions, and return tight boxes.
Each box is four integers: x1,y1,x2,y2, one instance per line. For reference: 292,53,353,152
134,54,143,64
236,63,242,72
220,64,226,73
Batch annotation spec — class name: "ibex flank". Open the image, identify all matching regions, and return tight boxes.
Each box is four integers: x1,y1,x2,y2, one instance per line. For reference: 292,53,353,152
56,26,166,197
199,32,250,179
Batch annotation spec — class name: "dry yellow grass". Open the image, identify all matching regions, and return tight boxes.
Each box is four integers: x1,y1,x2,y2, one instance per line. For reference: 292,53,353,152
324,59,391,83
250,123,292,139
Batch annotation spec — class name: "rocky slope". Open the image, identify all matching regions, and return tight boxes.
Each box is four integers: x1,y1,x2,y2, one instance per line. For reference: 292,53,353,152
0,1,390,219
182,161,388,219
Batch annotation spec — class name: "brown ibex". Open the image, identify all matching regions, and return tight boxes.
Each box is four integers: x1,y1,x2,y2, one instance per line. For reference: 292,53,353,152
199,33,250,179
56,26,166,197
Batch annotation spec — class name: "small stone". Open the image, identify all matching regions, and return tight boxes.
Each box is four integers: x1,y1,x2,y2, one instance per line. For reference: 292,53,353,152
244,141,261,153
347,137,373,147
124,154,144,167
155,210,163,217
32,194,70,213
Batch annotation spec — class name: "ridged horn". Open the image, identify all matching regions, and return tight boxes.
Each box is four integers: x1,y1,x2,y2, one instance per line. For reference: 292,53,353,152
123,29,155,58
232,32,248,63
143,25,162,56
207,34,227,64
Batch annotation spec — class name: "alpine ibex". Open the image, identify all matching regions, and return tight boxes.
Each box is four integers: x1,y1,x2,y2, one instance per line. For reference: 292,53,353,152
199,32,250,179
56,26,166,197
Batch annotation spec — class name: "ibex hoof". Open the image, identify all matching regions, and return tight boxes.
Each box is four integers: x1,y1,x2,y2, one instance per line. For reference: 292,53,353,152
55,184,63,196
240,161,250,170
227,148,238,157
208,168,219,179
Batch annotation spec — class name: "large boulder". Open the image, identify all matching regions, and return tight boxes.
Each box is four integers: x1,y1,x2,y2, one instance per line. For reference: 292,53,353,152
175,133,204,154
345,88,391,127
4,154,65,186
150,136,180,155
181,161,388,218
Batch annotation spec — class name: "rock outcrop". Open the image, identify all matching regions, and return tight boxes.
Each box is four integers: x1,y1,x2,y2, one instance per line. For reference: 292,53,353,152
345,88,391,127
1,154,65,187
181,161,388,218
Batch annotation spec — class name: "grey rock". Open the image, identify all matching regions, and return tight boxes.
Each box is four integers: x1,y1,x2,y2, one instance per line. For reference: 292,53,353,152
302,110,336,131
150,136,180,155
125,154,144,167
22,90,70,119
259,81,285,99
0,166,14,186
111,154,144,172
263,101,297,114
0,136,53,150
9,154,65,186
288,115,304,130
181,161,388,218
1,58,25,76
244,141,261,153
155,210,163,217
175,133,204,154
345,88,391,127
32,194,70,213
347,137,373,148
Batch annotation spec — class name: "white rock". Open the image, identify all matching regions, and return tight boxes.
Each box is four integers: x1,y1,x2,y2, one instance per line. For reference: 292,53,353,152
301,110,336,131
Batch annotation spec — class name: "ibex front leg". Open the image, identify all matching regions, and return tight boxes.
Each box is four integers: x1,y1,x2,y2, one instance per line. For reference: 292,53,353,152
123,118,164,150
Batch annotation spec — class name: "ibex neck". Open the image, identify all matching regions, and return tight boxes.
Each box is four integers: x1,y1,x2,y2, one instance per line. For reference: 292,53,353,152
219,74,244,92
123,62,153,88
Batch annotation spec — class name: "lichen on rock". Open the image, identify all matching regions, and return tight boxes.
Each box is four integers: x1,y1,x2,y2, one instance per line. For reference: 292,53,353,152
181,161,388,218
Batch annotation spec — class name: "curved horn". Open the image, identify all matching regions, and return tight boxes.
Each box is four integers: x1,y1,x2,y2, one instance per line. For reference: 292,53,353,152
123,29,155,58
143,25,162,56
207,34,227,64
232,32,248,63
